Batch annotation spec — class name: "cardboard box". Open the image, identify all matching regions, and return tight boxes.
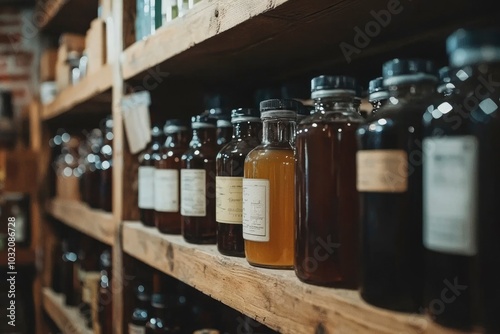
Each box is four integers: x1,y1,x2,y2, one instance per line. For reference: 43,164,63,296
40,49,57,81
85,19,107,75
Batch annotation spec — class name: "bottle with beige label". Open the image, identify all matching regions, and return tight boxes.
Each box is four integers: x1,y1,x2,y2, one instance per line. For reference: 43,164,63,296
155,120,189,234
181,113,218,244
216,108,261,257
356,59,437,312
243,99,298,268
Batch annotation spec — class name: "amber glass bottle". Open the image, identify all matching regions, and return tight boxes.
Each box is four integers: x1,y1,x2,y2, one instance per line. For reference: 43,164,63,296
243,99,298,268
216,108,261,257
213,110,233,149
295,75,363,288
357,59,437,312
145,294,170,333
181,114,218,244
129,284,151,334
155,120,190,234
139,126,163,227
99,116,113,212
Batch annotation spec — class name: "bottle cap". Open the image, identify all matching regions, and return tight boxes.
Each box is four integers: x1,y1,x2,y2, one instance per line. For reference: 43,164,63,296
260,99,300,119
311,75,357,99
230,108,261,123
164,119,188,134
99,249,111,269
446,28,500,67
151,293,166,308
191,113,217,129
136,284,151,301
368,77,389,101
206,108,232,128
382,58,437,86
151,125,163,137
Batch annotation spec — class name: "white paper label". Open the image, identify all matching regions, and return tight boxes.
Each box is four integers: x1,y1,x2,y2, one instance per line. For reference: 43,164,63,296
128,324,146,334
138,166,154,209
423,136,478,256
216,176,243,224
181,169,206,217
242,179,270,242
154,169,179,212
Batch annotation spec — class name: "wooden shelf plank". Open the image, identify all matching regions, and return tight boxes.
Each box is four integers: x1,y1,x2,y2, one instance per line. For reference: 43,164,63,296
47,198,116,246
42,288,93,334
36,0,98,35
42,64,112,120
0,248,35,267
122,222,469,334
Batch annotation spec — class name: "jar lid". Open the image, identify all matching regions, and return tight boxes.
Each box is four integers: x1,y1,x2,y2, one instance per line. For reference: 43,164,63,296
382,58,437,86
164,119,188,133
311,75,357,99
447,28,500,67
260,99,300,119
191,113,217,129
368,77,389,101
231,107,260,123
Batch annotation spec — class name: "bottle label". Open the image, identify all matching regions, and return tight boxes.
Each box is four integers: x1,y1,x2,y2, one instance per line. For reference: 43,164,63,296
357,150,408,192
242,178,270,242
154,169,179,212
138,166,154,209
423,136,477,255
216,176,243,224
128,324,146,334
181,169,206,217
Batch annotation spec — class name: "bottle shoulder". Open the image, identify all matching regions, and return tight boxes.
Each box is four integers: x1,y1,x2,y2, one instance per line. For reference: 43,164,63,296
300,111,364,124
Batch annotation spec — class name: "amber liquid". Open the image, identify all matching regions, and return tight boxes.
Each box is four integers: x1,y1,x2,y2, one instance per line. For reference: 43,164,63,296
295,120,360,288
244,149,295,268
155,132,189,234
182,127,217,244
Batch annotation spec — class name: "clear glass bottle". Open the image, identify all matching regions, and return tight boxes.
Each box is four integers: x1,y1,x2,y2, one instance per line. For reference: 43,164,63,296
139,126,163,227
216,108,262,257
357,59,437,312
129,284,151,334
181,114,218,244
295,75,363,288
243,99,298,268
368,77,389,113
155,120,190,234
99,116,113,212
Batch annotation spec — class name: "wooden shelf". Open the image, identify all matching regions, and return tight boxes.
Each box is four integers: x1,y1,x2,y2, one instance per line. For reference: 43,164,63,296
42,288,93,334
36,0,99,35
0,248,35,267
122,222,468,334
122,0,496,83
47,198,116,246
41,64,113,120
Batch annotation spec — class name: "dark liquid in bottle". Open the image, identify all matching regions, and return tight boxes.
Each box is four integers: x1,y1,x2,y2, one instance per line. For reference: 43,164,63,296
100,167,112,212
295,121,359,288
86,169,101,209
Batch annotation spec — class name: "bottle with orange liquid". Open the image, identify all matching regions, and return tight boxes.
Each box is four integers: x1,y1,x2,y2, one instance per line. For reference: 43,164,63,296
243,99,299,268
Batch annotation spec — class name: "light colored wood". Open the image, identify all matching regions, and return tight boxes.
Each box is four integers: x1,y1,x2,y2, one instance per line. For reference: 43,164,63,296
41,63,113,120
46,198,116,246
122,0,289,79
122,222,473,334
42,287,93,334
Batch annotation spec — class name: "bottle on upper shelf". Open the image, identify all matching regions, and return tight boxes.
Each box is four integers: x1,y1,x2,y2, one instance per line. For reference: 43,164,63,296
216,108,262,257
181,113,218,244
155,120,190,234
357,58,438,312
295,75,363,288
99,116,113,212
243,99,298,269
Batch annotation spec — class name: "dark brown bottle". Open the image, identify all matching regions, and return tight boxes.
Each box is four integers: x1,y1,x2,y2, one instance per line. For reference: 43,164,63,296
139,126,163,227
155,120,189,234
83,129,103,208
61,237,79,306
357,59,437,312
98,249,113,334
99,116,113,212
181,114,218,244
295,76,363,288
216,108,261,257
146,294,170,334
129,284,151,334
214,111,233,149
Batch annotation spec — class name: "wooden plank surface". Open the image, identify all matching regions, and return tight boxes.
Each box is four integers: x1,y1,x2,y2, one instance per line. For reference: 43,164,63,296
46,198,116,246
122,222,471,334
42,288,93,334
42,64,113,120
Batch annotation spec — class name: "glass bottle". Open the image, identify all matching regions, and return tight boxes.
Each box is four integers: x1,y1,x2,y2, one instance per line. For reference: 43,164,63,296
99,116,113,212
423,28,500,332
83,129,103,209
181,114,218,244
146,294,170,333
0,91,16,149
368,77,389,113
357,59,437,312
61,237,79,306
98,249,113,334
212,109,233,149
155,120,189,234
243,99,298,268
139,126,163,227
129,284,151,334
295,75,363,288
216,108,262,257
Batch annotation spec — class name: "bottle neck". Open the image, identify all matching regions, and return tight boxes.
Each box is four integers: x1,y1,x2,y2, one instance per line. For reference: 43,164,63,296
164,131,188,147
233,121,262,139
313,96,359,114
262,119,295,146
190,127,216,147
387,81,436,101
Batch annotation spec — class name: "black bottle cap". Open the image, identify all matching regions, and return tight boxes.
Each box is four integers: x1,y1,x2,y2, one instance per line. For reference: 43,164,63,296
311,75,357,99
260,98,301,112
446,28,500,67
382,58,437,86
151,293,166,308
231,108,260,123
368,77,385,94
